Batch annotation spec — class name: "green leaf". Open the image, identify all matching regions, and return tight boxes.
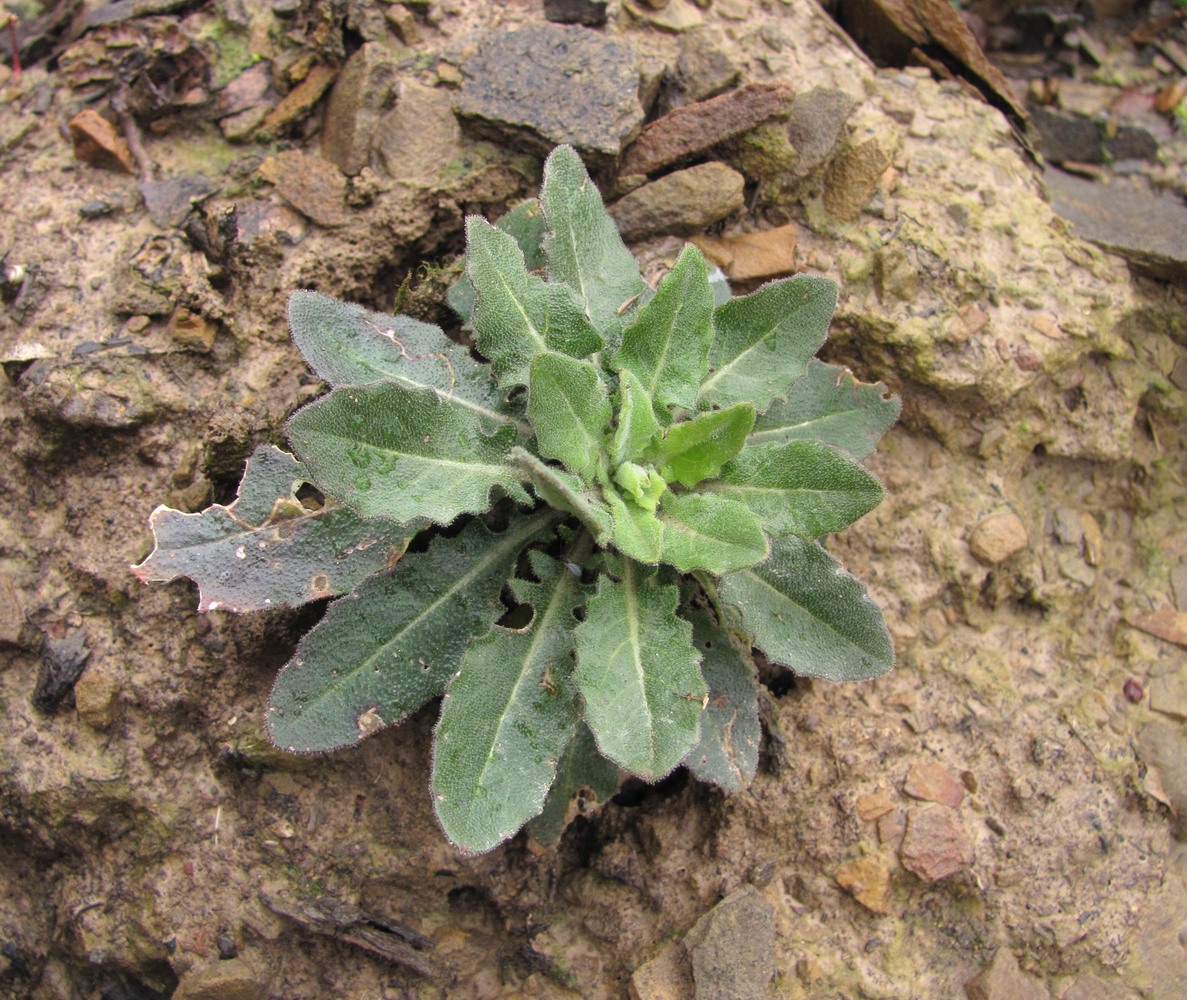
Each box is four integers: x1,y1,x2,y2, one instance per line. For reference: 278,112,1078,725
432,551,585,854
707,440,884,539
466,217,604,389
648,402,755,488
527,723,621,847
267,513,559,752
288,382,530,525
132,445,416,612
698,275,837,412
540,145,647,349
511,447,612,543
287,290,526,435
612,244,714,419
604,488,663,564
720,535,894,682
449,198,547,323
574,561,705,780
528,353,611,481
657,491,769,574
608,369,661,466
682,608,760,792
747,359,901,460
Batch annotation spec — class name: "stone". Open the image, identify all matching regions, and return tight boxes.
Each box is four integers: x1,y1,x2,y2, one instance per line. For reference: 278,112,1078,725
267,150,348,228
320,43,399,176
1127,609,1187,649
900,805,972,883
543,0,609,26
903,761,965,808
684,885,775,1000
629,940,694,1000
1046,169,1187,283
68,109,136,174
855,789,896,821
721,120,797,181
140,174,216,228
822,136,892,222
691,224,797,282
214,63,272,121
673,29,740,103
624,0,705,32
169,308,218,352
374,80,462,185
173,958,264,1000
18,359,161,429
74,666,118,730
457,25,643,164
834,855,891,914
609,162,744,242
1148,668,1187,720
968,510,1029,565
259,63,337,137
1030,107,1158,165
784,86,859,184
964,949,1051,1000
385,4,421,43
1061,973,1141,1000
620,83,795,177
1080,512,1103,566
0,573,24,647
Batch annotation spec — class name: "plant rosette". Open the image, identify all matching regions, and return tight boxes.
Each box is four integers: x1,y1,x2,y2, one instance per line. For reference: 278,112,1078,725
135,145,901,854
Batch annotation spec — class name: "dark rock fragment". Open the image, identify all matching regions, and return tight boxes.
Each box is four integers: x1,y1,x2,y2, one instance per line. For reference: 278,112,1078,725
684,885,776,1000
1031,106,1159,164
32,632,91,715
543,0,608,26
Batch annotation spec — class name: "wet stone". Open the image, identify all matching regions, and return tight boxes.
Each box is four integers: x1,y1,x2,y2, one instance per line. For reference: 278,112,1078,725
543,0,608,26
964,948,1051,1000
684,885,776,1000
968,510,1029,565
620,83,795,177
457,25,643,163
834,855,891,914
320,43,399,176
609,162,744,242
900,805,972,883
903,761,965,808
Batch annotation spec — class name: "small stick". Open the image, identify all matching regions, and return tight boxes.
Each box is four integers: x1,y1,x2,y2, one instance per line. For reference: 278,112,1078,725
111,91,153,182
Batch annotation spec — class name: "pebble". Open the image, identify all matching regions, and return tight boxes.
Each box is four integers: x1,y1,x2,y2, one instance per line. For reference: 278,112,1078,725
259,63,337,137
673,28,741,104
629,940,694,1000
623,0,705,32
691,224,797,282
968,510,1029,565
73,666,117,730
683,885,776,1000
385,4,422,43
169,308,218,352
0,574,25,647
823,136,893,223
784,86,859,185
214,63,272,121
965,949,1051,1000
456,25,643,162
320,43,398,176
1080,512,1103,566
899,805,972,883
373,79,461,185
543,0,608,26
68,109,136,174
173,958,265,1000
1148,669,1187,720
1031,106,1158,165
855,789,896,821
903,761,965,808
267,150,348,227
140,174,216,228
18,359,160,429
609,162,744,241
620,83,795,177
834,855,891,914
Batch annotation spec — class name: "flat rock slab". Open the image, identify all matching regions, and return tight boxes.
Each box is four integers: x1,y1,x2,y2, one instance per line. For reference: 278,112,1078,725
684,885,775,1000
610,162,744,241
1046,169,1187,283
457,25,642,162
620,83,795,177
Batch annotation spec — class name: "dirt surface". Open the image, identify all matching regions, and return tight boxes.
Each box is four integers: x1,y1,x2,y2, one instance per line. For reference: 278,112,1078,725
2,1,1186,999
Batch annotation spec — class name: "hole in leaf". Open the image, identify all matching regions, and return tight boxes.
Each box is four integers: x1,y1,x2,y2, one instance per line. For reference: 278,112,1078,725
295,483,325,510
496,602,534,629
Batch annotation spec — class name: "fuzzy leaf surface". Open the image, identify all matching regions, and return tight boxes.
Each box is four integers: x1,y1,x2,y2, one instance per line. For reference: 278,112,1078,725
720,535,894,681
267,514,557,752
432,551,584,854
466,217,603,389
132,445,414,612
657,491,769,574
528,724,621,846
604,489,663,564
449,198,546,322
528,354,611,481
540,145,647,349
613,244,714,419
698,275,837,412
682,608,760,792
288,382,530,525
608,369,661,466
512,448,612,543
287,290,524,433
574,562,705,779
648,402,755,488
708,440,884,538
748,360,901,459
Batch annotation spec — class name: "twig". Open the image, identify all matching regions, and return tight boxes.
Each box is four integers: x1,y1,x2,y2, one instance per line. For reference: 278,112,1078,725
111,91,153,182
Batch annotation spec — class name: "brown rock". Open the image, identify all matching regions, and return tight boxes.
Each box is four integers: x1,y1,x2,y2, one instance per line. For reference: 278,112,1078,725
691,224,797,282
856,789,896,822
629,940,694,1000
385,4,422,43
260,63,337,137
169,308,218,352
877,808,906,848
374,80,462,186
0,574,25,647
784,86,859,185
68,109,136,174
968,510,1029,565
268,151,348,228
823,136,892,222
623,0,705,32
620,83,795,177
320,43,398,176
609,162,744,242
74,666,118,730
903,761,965,808
900,805,972,883
173,958,264,1000
684,885,776,1000
1148,668,1187,720
964,949,1050,1000
834,855,891,914
1127,608,1187,649
1080,511,1103,566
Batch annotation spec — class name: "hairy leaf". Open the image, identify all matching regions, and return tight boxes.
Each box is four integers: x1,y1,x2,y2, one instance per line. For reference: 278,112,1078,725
287,290,524,434
512,447,612,543
288,382,530,525
648,401,755,488
682,608,760,792
449,198,546,322
540,145,647,349
133,445,415,612
698,275,837,412
608,369,661,466
528,723,621,846
604,489,663,564
708,440,884,538
432,551,584,854
747,359,901,460
574,562,705,779
720,535,895,681
528,353,611,481
466,217,603,389
657,491,769,574
267,513,558,752
613,244,714,419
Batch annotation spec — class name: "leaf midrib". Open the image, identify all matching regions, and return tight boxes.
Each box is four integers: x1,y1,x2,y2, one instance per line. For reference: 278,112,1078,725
698,305,809,399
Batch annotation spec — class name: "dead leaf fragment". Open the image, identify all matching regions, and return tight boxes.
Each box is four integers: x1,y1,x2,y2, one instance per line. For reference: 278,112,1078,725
1127,609,1187,649
68,109,136,174
691,224,798,282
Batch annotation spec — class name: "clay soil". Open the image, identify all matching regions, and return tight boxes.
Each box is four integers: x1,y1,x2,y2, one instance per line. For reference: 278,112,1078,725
2,2,1187,999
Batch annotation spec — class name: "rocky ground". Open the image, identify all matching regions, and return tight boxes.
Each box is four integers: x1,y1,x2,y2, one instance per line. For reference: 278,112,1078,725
1,0,1186,998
